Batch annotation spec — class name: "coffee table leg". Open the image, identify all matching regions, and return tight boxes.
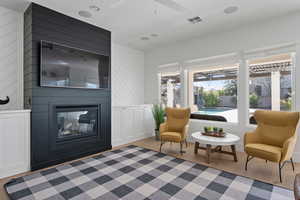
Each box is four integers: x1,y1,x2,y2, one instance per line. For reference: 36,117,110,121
231,145,238,162
194,142,199,154
206,144,212,164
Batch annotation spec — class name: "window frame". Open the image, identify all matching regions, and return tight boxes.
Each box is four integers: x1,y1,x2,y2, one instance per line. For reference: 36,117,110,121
156,43,297,127
188,65,239,124
158,71,182,108
245,51,296,125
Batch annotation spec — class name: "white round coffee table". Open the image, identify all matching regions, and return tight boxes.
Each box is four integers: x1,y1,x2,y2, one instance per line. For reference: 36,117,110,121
191,132,240,164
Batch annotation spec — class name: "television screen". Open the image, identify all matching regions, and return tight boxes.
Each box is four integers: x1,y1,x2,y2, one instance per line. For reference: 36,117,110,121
40,41,110,89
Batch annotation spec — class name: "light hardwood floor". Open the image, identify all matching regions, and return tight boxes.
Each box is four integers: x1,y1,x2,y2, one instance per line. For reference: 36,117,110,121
1,137,298,199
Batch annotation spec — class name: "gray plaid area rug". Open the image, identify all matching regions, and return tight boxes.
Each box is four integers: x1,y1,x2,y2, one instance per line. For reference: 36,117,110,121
5,145,293,200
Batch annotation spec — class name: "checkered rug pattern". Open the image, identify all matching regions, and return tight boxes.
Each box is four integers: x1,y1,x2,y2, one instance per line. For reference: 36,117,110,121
5,145,293,200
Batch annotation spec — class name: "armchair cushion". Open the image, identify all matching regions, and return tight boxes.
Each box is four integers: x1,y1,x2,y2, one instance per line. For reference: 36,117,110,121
165,107,190,133
244,131,261,145
257,124,296,147
245,143,282,162
244,110,299,163
159,122,168,133
160,132,182,143
254,110,299,147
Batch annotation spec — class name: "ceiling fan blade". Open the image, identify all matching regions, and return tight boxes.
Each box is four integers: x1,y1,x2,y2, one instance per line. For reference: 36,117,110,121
154,0,187,12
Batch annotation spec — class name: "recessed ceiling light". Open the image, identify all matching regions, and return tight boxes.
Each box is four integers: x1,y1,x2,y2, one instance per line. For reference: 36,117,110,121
78,10,92,18
141,37,150,41
188,16,202,24
151,34,158,37
224,6,238,14
89,5,100,12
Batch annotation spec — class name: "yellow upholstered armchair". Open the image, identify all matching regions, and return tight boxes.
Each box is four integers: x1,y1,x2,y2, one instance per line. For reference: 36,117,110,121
160,107,191,154
244,110,299,182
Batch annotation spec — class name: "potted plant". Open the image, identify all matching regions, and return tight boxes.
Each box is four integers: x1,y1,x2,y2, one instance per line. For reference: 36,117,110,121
213,127,218,133
207,126,213,132
204,126,209,133
152,104,165,140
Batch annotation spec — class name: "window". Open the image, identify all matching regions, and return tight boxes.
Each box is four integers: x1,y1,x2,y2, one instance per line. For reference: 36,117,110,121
190,64,238,123
157,45,297,126
248,53,293,123
160,73,181,108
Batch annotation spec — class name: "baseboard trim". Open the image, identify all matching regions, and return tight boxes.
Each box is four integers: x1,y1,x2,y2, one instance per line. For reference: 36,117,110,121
112,133,153,147
0,163,30,179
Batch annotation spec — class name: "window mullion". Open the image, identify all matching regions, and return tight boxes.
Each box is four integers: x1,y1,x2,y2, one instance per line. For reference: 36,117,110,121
295,45,300,111
238,52,249,126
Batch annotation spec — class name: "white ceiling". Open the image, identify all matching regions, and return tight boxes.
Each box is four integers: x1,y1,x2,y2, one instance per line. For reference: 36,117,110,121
2,0,300,51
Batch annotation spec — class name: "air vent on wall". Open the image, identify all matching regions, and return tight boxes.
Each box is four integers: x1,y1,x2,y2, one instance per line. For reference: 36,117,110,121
188,16,202,24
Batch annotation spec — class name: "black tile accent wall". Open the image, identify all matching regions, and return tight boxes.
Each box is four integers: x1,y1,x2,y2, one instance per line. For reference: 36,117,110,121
24,3,111,170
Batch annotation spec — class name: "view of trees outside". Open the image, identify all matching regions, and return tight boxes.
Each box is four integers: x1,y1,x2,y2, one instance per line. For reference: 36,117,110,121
160,74,181,108
249,76,271,109
160,54,292,124
191,55,292,124
249,73,292,110
193,68,238,110
280,74,292,111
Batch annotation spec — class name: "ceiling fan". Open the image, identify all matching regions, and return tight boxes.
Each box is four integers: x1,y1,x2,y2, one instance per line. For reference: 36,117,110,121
103,0,187,12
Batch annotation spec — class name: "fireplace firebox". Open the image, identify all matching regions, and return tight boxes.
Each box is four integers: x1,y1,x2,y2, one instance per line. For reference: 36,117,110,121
56,105,98,141
37,102,111,171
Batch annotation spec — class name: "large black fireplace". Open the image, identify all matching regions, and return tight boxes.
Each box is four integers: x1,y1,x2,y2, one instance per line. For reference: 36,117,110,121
24,3,111,170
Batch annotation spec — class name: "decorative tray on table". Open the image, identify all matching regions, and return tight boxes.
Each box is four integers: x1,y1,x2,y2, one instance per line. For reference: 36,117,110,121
202,127,226,137
201,131,226,138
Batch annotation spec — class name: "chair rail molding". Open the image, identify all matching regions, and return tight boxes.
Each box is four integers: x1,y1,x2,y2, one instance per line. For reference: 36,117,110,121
0,110,30,178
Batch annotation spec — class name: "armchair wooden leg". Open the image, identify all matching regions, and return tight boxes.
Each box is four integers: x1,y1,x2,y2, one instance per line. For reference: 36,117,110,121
180,142,183,155
279,163,282,183
279,161,288,183
291,158,295,172
245,155,253,171
245,155,249,171
160,141,164,152
179,142,186,155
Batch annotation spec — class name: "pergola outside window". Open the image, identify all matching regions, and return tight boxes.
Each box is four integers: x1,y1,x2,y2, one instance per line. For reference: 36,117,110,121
160,73,181,108
248,53,293,124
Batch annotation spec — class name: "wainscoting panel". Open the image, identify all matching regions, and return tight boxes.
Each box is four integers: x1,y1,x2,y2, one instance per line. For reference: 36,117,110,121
112,105,154,146
0,110,30,179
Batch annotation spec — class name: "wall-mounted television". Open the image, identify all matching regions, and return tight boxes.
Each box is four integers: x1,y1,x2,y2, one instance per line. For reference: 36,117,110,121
40,41,110,89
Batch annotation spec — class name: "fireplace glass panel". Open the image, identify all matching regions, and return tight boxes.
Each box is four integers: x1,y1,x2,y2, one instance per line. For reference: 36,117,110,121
56,108,97,139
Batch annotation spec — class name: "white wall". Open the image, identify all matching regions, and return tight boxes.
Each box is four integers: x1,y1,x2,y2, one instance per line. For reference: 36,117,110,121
144,11,300,161
111,43,145,106
111,43,153,147
0,6,23,111
144,12,300,103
